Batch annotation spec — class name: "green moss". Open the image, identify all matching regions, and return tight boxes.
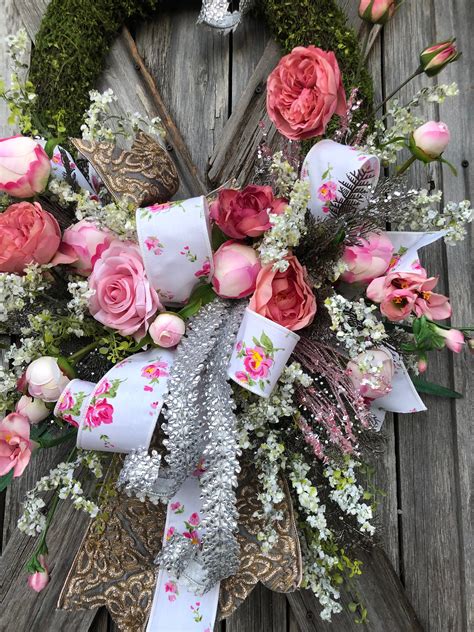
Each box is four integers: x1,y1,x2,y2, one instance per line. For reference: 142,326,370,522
29,0,159,137
30,0,372,139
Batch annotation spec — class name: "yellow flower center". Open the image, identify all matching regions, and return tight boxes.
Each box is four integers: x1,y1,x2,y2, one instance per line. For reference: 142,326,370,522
422,291,432,300
252,350,263,368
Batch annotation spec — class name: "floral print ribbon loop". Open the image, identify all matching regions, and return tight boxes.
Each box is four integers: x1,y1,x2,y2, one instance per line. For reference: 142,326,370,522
136,196,214,306
76,348,176,453
301,139,380,219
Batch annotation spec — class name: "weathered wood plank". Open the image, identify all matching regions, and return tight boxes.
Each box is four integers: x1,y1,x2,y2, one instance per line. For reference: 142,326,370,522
287,548,422,632
383,1,472,630
226,584,288,632
135,2,229,188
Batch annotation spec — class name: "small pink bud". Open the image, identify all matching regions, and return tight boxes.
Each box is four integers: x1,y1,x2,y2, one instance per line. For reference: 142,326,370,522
411,121,450,160
27,556,49,593
435,327,465,353
359,0,396,25
417,356,428,373
149,313,185,348
420,39,461,77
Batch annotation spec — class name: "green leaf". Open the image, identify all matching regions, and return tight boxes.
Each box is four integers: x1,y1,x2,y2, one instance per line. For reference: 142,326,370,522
411,376,462,399
260,331,274,353
0,469,14,492
211,225,229,250
178,284,216,320
43,137,62,158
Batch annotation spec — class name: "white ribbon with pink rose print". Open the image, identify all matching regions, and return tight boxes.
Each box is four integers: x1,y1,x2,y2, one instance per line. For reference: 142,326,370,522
75,348,176,453
146,477,219,632
228,307,300,398
136,196,214,306
383,230,446,274
53,379,95,427
301,139,380,219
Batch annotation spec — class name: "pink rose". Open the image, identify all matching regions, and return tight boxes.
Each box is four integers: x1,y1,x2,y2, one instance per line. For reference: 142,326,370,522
84,399,114,427
212,240,261,299
26,356,70,403
249,255,316,331
27,555,49,593
0,201,61,273
346,349,395,400
210,185,286,239
149,313,185,348
266,46,347,141
420,39,460,77
359,0,396,24
341,232,394,284
16,395,49,424
243,346,273,379
57,389,74,412
367,268,452,321
94,379,112,396
0,412,33,477
411,121,450,160
0,136,51,198
142,361,169,380
51,220,113,276
88,240,162,340
188,512,200,526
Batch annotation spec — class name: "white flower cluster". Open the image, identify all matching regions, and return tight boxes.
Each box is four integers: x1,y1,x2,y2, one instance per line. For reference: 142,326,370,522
49,177,136,239
396,188,472,244
67,278,96,321
5,334,45,373
5,28,29,61
237,362,312,448
324,457,375,535
258,154,310,272
362,84,458,164
81,88,164,142
269,150,298,197
289,457,329,536
324,294,388,357
0,263,50,322
17,452,103,537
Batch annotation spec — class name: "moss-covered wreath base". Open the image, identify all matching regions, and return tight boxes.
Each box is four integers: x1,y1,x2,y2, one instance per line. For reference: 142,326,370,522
29,0,372,138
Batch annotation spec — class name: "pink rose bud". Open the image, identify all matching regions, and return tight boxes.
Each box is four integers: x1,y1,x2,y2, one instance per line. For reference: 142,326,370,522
16,395,50,424
27,556,49,593
435,327,465,353
51,220,113,276
212,240,261,299
26,356,71,403
417,355,428,373
0,201,61,273
341,232,394,284
411,121,450,161
346,349,395,400
420,39,461,77
149,313,186,348
0,412,33,477
359,0,396,25
0,136,51,198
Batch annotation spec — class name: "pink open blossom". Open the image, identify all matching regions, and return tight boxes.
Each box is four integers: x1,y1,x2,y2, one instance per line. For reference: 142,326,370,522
141,361,169,380
0,412,34,477
243,346,273,379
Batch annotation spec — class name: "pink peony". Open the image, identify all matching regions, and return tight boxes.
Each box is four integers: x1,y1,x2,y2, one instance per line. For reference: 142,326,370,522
266,46,347,141
0,412,34,477
51,220,113,276
346,349,395,400
243,346,273,379
367,268,452,321
210,185,286,239
341,232,394,284
27,556,49,593
212,240,261,299
84,399,114,427
88,240,162,340
0,201,61,273
249,255,316,331
0,136,51,198
149,313,185,348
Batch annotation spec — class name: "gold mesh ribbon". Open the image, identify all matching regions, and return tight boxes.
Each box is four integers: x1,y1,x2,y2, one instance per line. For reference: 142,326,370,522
59,460,301,630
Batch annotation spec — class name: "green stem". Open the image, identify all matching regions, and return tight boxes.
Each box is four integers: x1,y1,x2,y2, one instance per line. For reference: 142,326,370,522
374,66,423,113
397,155,416,175
68,340,99,365
357,27,370,80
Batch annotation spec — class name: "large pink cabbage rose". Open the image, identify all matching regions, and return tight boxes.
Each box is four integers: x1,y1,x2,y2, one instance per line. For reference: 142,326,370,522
249,255,316,331
0,136,51,198
266,45,347,141
0,201,61,273
88,240,162,339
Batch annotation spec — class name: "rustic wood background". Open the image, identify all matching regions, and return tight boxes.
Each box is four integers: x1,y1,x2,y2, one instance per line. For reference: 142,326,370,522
0,1,472,631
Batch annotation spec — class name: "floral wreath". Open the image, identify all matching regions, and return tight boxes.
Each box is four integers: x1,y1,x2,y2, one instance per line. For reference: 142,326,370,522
0,0,471,629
